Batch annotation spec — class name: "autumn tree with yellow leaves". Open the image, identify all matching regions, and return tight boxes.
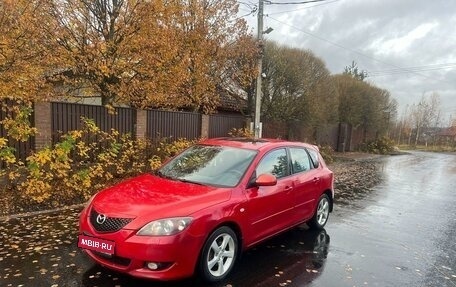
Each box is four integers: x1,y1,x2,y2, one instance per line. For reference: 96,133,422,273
0,0,54,101
0,0,56,146
34,0,257,113
169,0,257,113
0,0,259,208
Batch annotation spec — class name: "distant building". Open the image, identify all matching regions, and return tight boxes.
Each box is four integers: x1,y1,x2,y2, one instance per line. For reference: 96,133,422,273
437,126,456,143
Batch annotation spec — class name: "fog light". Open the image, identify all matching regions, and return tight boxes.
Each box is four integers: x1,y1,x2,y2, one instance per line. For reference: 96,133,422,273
147,262,159,270
145,262,173,271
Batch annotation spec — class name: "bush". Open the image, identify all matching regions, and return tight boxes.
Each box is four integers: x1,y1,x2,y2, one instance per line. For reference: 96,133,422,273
1,100,36,142
0,118,193,207
228,127,253,138
318,145,334,164
360,137,395,154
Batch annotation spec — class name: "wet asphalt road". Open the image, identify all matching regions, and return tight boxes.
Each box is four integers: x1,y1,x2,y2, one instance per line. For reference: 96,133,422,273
1,151,455,287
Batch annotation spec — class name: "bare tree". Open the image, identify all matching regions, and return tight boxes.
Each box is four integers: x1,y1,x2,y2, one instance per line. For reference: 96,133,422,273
410,93,442,145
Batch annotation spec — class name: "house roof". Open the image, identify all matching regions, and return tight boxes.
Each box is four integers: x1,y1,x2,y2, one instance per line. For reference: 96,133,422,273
437,127,456,137
218,90,247,112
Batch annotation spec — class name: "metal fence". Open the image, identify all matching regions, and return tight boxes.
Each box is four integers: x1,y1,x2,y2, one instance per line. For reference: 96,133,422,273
0,100,35,167
209,114,245,138
1,99,383,168
146,110,201,140
51,102,135,144
1,100,249,169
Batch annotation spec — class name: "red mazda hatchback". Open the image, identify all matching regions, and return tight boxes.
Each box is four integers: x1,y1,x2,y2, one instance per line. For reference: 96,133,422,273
78,138,334,282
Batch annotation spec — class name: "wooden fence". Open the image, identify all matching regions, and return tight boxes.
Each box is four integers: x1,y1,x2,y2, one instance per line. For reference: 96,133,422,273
262,120,374,152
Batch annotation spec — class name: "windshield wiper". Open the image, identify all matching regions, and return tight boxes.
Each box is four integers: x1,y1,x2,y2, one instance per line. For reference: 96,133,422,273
155,171,206,186
175,178,207,186
155,170,174,180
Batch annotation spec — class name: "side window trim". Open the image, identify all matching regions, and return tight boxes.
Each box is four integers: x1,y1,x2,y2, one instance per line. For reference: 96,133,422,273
306,148,320,169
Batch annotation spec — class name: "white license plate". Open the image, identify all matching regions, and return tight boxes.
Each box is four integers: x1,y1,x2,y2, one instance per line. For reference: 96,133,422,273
78,234,115,255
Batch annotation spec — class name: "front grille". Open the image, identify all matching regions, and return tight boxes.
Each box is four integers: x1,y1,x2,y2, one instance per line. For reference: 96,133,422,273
90,208,133,233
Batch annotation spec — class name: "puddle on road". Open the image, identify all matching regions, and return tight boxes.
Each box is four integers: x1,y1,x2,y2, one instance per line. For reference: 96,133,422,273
227,227,330,287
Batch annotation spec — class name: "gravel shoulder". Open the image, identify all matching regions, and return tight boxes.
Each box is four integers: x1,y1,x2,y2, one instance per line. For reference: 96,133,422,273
329,153,384,204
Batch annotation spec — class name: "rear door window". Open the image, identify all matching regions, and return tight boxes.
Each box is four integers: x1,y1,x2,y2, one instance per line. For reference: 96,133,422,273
289,148,312,174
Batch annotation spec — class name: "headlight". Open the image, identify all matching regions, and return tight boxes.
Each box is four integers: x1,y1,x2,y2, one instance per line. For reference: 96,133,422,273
137,217,193,236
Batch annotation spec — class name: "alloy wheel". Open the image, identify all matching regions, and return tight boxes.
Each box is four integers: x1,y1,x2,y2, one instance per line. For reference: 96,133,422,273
317,197,330,226
206,233,235,277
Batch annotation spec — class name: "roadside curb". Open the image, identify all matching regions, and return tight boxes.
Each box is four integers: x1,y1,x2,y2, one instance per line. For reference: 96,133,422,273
0,203,84,221
332,151,410,163
332,153,384,162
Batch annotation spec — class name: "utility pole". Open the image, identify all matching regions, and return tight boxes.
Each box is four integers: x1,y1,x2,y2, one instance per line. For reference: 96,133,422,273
254,0,264,139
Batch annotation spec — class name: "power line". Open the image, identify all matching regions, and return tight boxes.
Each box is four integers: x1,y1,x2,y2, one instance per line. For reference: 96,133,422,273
267,0,331,5
267,0,339,15
236,0,258,19
266,15,453,85
237,0,257,9
368,63,456,75
238,7,253,13
235,10,258,20
371,62,456,71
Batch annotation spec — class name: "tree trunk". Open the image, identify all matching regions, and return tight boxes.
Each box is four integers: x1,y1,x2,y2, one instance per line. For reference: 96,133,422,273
414,125,420,146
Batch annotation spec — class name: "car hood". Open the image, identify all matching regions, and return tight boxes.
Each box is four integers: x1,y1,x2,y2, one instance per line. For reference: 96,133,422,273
90,174,231,227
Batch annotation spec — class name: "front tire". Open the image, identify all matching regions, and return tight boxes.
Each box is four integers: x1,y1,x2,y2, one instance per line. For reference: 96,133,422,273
199,226,238,282
309,194,330,229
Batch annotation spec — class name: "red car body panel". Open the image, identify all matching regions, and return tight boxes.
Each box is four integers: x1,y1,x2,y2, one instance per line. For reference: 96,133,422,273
78,138,334,281
90,174,232,229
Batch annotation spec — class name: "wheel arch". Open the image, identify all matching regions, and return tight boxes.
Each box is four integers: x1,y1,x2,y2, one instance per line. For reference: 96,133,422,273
323,189,334,212
208,220,243,252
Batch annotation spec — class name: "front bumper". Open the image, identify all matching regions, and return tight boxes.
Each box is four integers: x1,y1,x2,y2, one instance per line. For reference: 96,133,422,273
79,210,205,280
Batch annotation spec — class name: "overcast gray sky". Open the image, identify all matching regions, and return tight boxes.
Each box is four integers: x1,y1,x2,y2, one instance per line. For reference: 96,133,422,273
239,0,456,124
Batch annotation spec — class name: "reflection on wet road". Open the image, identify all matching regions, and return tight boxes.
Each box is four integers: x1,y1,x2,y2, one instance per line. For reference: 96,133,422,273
1,151,455,286
0,210,330,287
311,151,456,287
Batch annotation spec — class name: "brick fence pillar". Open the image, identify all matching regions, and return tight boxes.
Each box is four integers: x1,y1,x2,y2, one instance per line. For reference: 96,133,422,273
34,102,52,150
201,114,209,139
136,109,147,139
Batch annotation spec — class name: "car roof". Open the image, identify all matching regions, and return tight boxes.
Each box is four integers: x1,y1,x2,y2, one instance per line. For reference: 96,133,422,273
200,137,318,152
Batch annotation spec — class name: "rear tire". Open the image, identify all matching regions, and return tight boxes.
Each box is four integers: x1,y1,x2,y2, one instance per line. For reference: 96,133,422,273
308,194,330,230
199,226,238,282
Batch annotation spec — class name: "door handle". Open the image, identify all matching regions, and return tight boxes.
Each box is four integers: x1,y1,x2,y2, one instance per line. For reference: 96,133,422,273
312,177,320,183
284,186,293,192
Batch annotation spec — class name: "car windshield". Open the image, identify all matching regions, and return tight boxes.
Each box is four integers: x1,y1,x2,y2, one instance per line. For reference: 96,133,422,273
158,144,257,187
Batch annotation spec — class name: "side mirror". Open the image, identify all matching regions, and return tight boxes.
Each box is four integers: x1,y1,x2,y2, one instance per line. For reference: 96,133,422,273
255,173,277,186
